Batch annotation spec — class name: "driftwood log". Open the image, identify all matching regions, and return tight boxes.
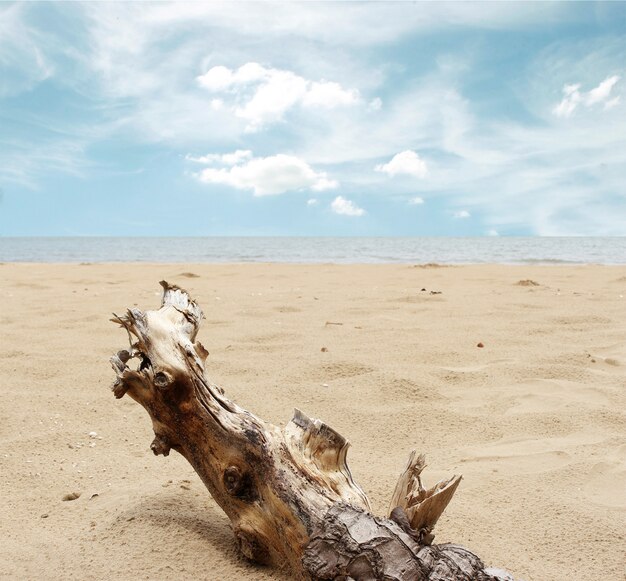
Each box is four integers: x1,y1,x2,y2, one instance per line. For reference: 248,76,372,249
110,282,514,580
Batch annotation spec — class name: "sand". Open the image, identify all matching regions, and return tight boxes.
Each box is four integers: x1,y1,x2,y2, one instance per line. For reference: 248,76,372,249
1,263,625,581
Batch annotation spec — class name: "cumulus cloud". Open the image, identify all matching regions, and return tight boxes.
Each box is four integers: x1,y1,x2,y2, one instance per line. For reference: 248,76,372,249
197,62,359,130
553,75,620,118
192,151,338,196
196,62,267,90
486,229,499,236
307,198,318,206
408,196,424,205
453,210,471,219
375,150,428,178
331,196,365,216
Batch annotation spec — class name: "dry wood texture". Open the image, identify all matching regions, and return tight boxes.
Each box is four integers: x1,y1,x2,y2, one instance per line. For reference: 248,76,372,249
110,282,514,580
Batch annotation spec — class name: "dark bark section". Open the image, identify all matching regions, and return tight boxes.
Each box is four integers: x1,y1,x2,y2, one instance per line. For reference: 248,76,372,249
303,505,515,581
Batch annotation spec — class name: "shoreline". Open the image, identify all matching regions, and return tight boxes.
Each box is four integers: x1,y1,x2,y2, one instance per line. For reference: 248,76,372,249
2,237,625,266
3,260,626,266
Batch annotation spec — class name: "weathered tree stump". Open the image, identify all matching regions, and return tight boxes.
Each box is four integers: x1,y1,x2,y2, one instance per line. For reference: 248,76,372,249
110,282,514,580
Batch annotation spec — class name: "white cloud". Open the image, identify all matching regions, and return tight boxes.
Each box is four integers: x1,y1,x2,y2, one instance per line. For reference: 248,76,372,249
141,2,570,47
197,65,232,91
586,75,619,105
307,198,318,206
453,210,471,219
196,63,270,91
553,75,620,118
187,150,252,165
197,63,359,130
331,196,365,217
408,196,424,205
193,151,338,196
375,150,428,178
235,71,308,131
302,81,359,108
486,229,499,236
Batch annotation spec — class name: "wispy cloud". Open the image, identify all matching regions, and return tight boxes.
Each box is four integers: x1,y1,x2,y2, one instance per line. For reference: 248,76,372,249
0,4,54,97
453,210,471,219
0,138,88,188
553,75,620,118
408,196,424,205
191,151,337,196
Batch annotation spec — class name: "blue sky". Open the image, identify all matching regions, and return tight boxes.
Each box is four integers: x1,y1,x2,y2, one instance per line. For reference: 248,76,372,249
1,1,625,236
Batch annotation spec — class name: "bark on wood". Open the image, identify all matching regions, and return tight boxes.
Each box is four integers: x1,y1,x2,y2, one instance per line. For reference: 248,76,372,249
109,282,514,580
303,504,514,581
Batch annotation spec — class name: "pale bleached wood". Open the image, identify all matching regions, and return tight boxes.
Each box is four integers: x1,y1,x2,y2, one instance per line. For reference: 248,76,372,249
389,450,462,544
110,282,514,580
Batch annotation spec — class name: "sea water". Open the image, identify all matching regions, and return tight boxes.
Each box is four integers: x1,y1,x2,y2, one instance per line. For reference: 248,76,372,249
0,237,624,264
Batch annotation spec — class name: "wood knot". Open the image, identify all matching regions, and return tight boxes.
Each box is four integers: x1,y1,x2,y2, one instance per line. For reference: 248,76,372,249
154,371,171,389
223,466,244,495
117,350,131,363
223,466,257,501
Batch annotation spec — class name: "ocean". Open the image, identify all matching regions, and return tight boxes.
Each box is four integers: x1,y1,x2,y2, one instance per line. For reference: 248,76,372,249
0,237,624,264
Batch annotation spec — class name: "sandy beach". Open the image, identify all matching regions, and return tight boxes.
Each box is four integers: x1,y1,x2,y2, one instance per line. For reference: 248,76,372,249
1,262,624,581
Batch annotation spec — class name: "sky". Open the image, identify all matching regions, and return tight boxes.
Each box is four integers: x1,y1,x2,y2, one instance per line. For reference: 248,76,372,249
0,1,625,237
